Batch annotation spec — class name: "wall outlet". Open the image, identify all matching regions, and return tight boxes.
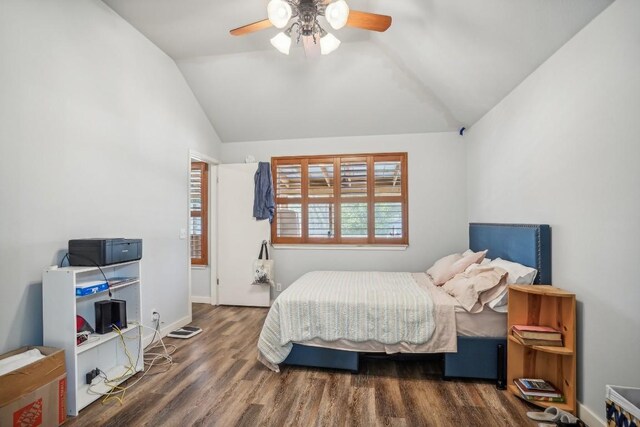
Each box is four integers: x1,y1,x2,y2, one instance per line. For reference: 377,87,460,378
276,283,282,292
151,309,159,320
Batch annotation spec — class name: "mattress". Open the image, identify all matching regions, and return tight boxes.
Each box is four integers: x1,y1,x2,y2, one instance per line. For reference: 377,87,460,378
292,273,507,354
455,305,506,337
258,271,456,371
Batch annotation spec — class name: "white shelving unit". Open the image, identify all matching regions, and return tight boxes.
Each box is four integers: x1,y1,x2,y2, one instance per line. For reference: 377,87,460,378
43,261,143,416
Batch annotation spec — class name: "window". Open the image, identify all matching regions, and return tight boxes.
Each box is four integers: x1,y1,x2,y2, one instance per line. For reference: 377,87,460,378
190,161,208,265
272,153,408,245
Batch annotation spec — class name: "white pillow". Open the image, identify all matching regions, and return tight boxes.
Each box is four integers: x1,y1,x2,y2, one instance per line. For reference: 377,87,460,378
486,258,538,308
489,258,538,285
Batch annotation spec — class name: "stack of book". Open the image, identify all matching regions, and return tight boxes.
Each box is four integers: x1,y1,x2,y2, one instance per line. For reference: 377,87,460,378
514,378,565,403
512,325,563,346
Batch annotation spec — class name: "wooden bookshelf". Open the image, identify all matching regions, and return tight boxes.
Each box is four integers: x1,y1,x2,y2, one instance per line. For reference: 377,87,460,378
507,285,577,414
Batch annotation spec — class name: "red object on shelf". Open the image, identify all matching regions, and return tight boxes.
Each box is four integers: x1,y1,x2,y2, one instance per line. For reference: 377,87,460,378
75,315,94,334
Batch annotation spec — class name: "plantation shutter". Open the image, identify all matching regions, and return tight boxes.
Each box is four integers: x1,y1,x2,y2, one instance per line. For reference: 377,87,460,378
274,162,303,241
340,158,369,242
190,162,208,265
271,153,407,245
373,156,406,241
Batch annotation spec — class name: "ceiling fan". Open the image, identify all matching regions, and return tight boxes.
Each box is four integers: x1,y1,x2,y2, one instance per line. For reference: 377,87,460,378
230,0,392,56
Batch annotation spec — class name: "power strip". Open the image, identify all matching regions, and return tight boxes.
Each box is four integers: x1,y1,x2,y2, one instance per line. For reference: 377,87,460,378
86,368,100,385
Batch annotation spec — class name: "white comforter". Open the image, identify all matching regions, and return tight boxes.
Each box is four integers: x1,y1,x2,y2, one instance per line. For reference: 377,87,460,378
258,271,437,371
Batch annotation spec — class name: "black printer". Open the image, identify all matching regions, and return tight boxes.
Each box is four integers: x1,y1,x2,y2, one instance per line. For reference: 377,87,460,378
68,238,142,266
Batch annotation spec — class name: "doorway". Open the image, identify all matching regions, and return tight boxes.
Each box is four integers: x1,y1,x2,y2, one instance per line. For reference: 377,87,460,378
188,150,219,310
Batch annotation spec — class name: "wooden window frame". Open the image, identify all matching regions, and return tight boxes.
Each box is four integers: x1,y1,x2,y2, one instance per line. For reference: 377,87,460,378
271,152,408,246
190,161,209,265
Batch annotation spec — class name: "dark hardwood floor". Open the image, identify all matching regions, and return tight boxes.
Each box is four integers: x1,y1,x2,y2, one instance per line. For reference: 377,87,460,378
67,304,538,426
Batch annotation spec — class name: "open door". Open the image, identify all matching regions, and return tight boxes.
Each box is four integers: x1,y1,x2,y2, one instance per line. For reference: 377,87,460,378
217,163,271,307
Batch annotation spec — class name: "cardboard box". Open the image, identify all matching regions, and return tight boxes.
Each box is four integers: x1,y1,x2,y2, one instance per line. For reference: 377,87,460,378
0,346,66,426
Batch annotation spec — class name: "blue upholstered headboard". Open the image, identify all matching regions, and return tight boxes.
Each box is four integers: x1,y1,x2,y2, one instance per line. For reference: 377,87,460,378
469,223,552,284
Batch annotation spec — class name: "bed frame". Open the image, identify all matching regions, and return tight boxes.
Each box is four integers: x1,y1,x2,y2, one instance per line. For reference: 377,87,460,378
283,223,552,381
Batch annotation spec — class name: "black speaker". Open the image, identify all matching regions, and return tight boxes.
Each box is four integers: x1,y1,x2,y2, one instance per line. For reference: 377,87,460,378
95,301,112,334
111,299,127,329
496,343,507,390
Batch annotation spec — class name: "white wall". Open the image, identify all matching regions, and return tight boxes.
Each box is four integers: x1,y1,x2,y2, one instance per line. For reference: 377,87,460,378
191,267,211,301
0,0,221,352
466,0,639,420
221,133,468,295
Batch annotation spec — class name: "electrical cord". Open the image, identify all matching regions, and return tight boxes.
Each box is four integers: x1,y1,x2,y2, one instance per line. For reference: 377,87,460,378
59,253,69,268
142,314,176,370
144,314,160,352
60,252,112,297
98,326,136,405
87,317,176,405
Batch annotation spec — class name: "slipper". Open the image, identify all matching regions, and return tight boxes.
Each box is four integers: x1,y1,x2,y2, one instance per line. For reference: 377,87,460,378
526,407,567,422
556,414,585,426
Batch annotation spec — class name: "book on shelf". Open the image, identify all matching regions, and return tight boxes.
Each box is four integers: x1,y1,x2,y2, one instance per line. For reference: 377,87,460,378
512,333,563,347
517,392,566,403
511,325,562,341
517,378,557,392
514,379,563,399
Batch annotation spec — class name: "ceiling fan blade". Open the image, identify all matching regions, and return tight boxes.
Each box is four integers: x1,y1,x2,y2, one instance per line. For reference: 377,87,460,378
347,10,392,32
230,19,272,36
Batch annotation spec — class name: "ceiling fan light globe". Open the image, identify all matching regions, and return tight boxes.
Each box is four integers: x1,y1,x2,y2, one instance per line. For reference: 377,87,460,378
325,0,349,30
267,0,292,29
320,32,341,55
270,32,292,55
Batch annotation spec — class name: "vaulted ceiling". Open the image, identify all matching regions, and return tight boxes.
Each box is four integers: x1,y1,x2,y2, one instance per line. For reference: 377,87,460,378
104,0,611,142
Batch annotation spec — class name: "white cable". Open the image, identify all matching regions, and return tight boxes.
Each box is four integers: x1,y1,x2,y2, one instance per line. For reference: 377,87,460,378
139,322,176,366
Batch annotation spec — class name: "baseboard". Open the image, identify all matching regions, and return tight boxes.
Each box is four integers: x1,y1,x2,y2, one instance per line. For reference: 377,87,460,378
579,401,605,427
142,314,192,348
191,296,212,304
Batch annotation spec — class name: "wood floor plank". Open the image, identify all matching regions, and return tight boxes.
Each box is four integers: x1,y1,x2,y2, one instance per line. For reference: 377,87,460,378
235,403,264,427
347,386,378,427
283,376,326,426
373,360,405,419
314,370,351,427
67,304,538,427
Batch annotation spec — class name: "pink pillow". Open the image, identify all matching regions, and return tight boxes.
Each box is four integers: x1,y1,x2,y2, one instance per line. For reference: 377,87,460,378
427,253,461,285
427,250,488,286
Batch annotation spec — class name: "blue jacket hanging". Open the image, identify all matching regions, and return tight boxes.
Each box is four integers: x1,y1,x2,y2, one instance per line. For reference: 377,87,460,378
253,162,275,222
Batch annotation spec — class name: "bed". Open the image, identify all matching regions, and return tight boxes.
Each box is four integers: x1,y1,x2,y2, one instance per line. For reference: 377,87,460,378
259,223,551,382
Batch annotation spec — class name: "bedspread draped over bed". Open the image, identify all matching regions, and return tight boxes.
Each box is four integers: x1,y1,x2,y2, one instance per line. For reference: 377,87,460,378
258,271,437,371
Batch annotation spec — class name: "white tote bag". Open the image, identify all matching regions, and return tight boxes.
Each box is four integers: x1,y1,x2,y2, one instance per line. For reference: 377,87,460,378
252,241,274,286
